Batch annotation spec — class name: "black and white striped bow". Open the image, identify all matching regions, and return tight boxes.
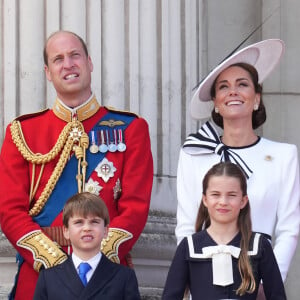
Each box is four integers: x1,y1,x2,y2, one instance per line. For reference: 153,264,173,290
182,121,253,179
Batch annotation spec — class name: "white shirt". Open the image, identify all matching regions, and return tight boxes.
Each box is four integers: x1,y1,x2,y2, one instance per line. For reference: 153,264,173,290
72,252,102,283
176,136,300,281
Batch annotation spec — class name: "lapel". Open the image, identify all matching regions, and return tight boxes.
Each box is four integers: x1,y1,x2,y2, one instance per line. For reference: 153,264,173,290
54,255,121,299
55,257,85,297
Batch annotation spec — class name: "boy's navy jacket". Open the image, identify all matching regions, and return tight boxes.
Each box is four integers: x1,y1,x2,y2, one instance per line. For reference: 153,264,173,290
33,254,141,300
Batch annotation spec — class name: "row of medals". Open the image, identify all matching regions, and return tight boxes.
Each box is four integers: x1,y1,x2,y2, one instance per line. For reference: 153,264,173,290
89,129,126,154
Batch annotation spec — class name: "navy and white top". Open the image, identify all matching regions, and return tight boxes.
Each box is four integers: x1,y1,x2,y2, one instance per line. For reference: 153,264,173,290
163,230,286,300
176,121,300,281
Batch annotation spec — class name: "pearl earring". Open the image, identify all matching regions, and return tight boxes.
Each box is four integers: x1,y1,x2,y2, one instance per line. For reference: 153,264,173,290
215,107,219,113
254,103,259,111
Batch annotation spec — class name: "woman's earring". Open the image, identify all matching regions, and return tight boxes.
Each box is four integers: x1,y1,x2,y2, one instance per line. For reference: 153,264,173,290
215,107,219,113
254,103,259,111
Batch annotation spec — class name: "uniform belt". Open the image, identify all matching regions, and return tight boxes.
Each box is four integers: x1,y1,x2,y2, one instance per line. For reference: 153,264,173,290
42,226,71,247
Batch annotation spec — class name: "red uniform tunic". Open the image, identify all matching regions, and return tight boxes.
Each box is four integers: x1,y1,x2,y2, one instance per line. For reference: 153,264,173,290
0,99,153,300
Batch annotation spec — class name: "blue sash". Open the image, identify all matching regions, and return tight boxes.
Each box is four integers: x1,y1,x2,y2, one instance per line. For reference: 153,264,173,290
33,111,135,226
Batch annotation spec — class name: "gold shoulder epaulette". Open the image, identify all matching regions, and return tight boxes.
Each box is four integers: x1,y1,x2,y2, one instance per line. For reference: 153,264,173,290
105,106,139,118
13,109,50,122
100,227,133,263
17,230,68,271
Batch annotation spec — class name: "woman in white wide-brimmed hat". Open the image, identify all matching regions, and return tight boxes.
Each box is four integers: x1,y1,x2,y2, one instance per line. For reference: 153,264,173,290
175,39,300,287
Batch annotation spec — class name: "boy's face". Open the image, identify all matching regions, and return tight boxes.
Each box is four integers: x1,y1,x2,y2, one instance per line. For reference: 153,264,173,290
63,214,108,260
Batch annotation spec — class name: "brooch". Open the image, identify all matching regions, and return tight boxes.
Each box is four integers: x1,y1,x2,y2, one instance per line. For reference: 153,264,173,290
95,158,116,183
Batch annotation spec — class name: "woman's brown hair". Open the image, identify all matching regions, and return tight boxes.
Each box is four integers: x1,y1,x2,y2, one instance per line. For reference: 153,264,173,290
210,62,266,130
195,162,256,296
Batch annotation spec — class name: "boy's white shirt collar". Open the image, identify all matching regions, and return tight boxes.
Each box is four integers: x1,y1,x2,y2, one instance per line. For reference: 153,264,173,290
72,252,102,282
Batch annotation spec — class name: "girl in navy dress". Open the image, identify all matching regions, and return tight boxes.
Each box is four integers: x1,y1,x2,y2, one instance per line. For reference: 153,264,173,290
163,162,286,299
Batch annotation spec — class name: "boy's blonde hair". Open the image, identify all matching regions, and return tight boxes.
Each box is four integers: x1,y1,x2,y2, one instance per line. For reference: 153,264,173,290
63,192,110,227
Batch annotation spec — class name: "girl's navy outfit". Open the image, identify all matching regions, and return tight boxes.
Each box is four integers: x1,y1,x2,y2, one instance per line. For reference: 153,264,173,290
163,230,286,300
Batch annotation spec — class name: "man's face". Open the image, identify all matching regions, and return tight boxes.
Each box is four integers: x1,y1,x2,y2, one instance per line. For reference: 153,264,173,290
44,32,93,105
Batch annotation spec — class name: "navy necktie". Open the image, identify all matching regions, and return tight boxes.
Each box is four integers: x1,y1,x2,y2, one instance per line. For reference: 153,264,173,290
78,262,91,286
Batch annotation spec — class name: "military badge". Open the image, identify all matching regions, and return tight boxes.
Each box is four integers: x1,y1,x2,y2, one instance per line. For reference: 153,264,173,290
117,129,126,152
95,158,116,182
99,119,125,127
89,131,99,153
98,130,108,153
85,178,103,195
113,178,122,200
107,129,117,152
69,127,82,142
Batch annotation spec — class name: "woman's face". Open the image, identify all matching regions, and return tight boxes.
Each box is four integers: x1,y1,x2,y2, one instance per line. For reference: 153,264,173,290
213,66,260,122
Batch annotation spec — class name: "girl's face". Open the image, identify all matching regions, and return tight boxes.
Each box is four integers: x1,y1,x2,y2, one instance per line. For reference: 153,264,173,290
203,175,248,226
213,66,260,123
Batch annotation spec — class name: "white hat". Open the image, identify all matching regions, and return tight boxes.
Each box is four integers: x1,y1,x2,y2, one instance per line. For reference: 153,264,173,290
190,39,285,120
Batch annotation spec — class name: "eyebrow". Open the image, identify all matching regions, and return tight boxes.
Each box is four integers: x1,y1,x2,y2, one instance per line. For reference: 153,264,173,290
50,49,81,61
208,189,239,193
217,77,250,84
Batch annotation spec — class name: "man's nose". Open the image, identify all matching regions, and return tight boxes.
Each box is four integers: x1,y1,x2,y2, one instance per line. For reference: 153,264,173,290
63,57,74,69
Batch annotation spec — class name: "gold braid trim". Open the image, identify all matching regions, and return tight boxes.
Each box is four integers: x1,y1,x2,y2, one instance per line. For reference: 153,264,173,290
10,120,75,164
100,228,133,263
77,132,89,192
17,230,67,271
10,119,88,216
28,137,74,216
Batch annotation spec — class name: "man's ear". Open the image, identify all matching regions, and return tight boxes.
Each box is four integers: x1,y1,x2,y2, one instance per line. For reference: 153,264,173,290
88,55,93,72
44,65,52,82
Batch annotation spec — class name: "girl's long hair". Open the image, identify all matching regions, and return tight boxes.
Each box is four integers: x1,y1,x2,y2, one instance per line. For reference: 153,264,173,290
195,162,256,295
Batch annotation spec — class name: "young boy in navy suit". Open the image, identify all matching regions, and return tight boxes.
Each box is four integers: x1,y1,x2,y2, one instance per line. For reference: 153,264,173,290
33,192,141,300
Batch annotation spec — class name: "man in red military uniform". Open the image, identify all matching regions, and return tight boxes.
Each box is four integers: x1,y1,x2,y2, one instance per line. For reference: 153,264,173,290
0,30,153,300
